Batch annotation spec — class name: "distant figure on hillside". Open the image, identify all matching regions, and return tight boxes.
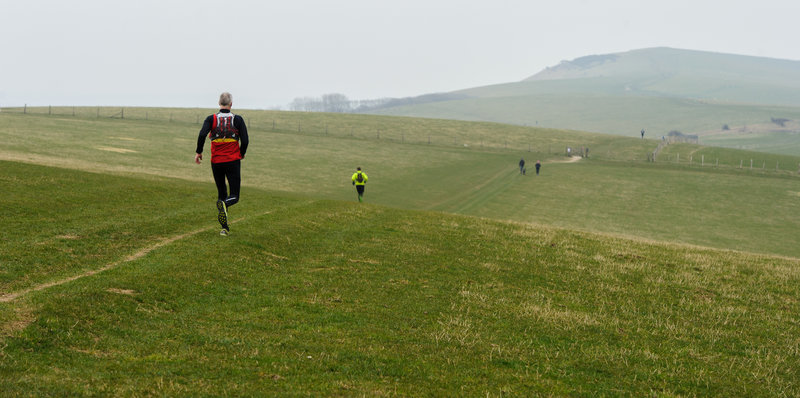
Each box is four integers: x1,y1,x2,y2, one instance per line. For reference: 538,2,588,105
535,160,541,175
641,129,645,139
195,92,249,236
351,167,368,203
519,158,526,175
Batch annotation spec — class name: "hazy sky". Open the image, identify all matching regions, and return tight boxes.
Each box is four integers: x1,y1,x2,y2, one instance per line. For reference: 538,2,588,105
2,0,799,109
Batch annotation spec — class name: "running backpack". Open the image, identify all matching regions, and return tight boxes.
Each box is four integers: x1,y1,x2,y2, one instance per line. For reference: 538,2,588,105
210,113,238,140
356,172,364,183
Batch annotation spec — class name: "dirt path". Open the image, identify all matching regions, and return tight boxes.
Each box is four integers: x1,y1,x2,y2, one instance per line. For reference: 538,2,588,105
556,156,583,163
0,215,263,303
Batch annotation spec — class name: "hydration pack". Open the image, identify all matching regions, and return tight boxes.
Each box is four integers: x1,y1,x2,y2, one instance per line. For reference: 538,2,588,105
210,113,238,140
356,172,364,183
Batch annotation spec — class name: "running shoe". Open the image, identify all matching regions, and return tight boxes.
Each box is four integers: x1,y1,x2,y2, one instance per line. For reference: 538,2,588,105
216,199,229,229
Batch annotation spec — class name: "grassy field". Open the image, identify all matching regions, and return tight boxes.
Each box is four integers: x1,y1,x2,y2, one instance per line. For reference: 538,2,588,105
369,93,800,154
1,161,799,396
2,108,800,395
2,110,799,259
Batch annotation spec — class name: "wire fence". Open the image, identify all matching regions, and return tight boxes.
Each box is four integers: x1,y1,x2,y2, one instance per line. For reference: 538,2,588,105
2,105,798,175
0,105,601,158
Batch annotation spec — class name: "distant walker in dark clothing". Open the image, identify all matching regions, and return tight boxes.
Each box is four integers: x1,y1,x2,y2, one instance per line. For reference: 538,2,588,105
535,160,541,175
519,158,526,175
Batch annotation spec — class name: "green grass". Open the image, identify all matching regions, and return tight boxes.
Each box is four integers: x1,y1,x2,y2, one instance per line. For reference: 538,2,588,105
371,93,800,149
702,130,800,157
2,110,799,259
2,162,799,396
440,160,800,258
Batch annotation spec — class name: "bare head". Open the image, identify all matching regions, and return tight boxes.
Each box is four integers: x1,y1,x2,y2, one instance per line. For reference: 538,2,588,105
219,92,233,109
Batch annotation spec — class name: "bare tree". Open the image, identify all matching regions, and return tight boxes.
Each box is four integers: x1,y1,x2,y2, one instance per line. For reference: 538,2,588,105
322,93,351,113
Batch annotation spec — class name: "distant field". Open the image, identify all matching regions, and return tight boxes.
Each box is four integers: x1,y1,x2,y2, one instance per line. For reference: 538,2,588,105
702,129,800,157
368,94,800,155
1,109,799,259
1,162,798,396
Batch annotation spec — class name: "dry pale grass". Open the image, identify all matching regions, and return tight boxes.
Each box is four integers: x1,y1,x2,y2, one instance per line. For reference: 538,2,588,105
106,288,138,296
95,146,138,154
0,306,35,338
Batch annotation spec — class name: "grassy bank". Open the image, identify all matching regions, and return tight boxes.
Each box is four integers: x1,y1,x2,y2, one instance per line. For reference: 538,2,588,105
1,162,799,396
2,110,799,260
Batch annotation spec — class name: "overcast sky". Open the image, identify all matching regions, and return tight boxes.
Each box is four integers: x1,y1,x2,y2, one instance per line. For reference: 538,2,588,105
2,0,799,109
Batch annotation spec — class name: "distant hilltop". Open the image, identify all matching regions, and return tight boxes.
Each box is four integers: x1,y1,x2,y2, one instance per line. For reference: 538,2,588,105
359,47,800,153
524,47,800,94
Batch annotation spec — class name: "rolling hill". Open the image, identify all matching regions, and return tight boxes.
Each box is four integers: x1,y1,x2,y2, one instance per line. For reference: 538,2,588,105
363,47,800,155
1,108,800,394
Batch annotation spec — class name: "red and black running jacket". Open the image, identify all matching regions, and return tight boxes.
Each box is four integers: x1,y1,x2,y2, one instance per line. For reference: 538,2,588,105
196,109,249,163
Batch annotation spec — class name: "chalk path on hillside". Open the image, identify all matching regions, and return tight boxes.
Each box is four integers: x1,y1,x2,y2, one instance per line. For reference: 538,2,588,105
0,214,265,303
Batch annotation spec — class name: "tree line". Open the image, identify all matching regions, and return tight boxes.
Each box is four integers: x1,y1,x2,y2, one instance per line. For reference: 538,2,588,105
288,93,392,113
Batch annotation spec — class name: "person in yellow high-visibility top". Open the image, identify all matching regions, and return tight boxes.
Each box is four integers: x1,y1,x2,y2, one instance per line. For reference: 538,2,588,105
351,167,368,202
